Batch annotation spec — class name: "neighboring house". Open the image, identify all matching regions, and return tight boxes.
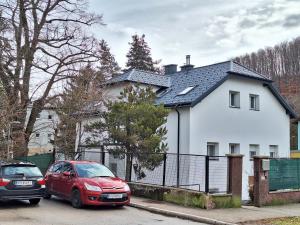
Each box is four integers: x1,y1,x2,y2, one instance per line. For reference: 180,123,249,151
291,118,300,158
76,58,297,200
298,119,300,150
26,104,59,155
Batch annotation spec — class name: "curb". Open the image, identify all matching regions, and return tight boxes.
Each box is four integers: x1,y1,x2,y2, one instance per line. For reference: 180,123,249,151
129,202,237,225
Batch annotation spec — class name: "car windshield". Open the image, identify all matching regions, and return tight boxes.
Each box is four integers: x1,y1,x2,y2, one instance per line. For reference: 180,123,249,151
2,165,43,177
74,163,115,178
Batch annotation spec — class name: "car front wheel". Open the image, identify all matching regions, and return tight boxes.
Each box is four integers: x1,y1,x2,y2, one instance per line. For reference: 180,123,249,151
71,189,82,209
29,198,41,205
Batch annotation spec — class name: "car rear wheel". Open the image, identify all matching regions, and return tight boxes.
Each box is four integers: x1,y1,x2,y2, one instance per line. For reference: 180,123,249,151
29,198,41,205
43,189,52,199
71,189,82,209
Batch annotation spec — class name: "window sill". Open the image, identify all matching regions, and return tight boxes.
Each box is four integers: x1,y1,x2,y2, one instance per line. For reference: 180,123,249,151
229,106,240,109
250,108,260,111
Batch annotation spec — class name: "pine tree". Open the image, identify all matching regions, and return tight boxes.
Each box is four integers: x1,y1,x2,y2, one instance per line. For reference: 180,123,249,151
98,40,121,79
86,85,169,180
125,34,160,73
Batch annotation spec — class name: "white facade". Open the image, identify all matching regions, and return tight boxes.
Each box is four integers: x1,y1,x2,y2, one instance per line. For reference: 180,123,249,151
27,107,59,155
165,76,290,199
76,76,291,200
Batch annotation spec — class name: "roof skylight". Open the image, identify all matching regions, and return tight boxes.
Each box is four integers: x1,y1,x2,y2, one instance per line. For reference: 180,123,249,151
177,86,195,95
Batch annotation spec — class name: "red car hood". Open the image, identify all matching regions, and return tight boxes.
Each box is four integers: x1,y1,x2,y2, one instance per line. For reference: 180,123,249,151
81,177,126,188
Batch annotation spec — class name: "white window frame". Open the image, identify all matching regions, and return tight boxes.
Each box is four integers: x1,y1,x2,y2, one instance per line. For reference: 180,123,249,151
269,145,278,158
207,142,219,160
229,91,240,108
249,144,260,160
229,143,240,154
250,94,260,111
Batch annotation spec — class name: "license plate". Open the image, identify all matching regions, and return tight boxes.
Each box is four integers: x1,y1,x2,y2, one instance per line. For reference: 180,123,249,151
107,194,123,199
14,181,33,186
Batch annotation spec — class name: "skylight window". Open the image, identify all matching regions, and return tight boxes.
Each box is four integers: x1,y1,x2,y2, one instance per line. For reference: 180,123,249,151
177,86,195,95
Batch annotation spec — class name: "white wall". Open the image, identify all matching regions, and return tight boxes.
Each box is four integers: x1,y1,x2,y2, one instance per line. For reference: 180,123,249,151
189,76,290,199
27,108,59,155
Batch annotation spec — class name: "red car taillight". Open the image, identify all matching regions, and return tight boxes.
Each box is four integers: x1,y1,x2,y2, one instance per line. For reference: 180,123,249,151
37,178,45,185
0,178,10,187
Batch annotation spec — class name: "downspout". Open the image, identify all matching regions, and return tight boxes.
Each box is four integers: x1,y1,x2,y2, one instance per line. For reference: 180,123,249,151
175,106,180,188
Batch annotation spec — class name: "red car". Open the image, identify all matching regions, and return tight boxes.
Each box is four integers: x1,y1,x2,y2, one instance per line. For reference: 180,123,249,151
44,160,131,208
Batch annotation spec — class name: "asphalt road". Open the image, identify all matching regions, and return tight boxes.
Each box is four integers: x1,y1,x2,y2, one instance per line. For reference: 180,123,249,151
0,198,206,225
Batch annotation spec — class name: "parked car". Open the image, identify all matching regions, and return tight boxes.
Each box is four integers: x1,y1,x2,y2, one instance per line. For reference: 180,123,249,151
0,161,45,205
44,161,131,208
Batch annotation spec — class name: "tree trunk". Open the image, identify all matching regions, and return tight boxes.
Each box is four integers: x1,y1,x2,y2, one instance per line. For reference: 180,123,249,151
125,153,132,181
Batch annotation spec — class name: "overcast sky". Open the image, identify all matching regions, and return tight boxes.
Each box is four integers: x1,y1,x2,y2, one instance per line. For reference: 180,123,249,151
88,0,300,68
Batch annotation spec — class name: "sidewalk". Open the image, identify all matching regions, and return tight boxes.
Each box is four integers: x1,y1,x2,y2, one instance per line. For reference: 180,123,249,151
130,196,300,225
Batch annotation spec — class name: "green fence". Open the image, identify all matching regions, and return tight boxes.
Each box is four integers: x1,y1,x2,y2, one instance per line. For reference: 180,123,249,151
16,153,54,175
269,158,300,191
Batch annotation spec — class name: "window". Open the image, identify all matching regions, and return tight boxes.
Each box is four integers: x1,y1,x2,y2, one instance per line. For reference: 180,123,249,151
178,86,195,95
270,145,278,158
250,94,260,110
249,144,259,160
207,142,219,156
36,113,41,118
35,133,40,138
156,88,171,97
48,114,52,120
229,143,240,154
52,162,64,173
229,91,240,108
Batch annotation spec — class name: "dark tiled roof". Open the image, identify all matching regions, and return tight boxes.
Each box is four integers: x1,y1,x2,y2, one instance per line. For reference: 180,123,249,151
156,61,271,106
105,61,296,118
105,69,171,87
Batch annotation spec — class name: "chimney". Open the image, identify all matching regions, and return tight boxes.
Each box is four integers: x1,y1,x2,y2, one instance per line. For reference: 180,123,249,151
164,64,177,75
180,55,194,71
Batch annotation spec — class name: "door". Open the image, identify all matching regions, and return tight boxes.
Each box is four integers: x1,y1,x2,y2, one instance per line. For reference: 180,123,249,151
60,163,75,199
49,162,64,194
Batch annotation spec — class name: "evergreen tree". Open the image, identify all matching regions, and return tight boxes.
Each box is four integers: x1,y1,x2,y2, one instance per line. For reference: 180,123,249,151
98,40,121,79
86,85,169,180
125,34,160,73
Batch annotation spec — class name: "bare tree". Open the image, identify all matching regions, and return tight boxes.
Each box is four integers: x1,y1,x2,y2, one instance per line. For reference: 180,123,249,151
54,65,103,157
0,0,103,156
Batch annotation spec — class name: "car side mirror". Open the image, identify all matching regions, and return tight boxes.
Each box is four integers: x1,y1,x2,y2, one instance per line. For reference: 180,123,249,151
63,171,71,177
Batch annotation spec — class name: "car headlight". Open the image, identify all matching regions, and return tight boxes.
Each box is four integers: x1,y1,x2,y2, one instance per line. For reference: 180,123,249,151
124,184,130,192
84,183,102,192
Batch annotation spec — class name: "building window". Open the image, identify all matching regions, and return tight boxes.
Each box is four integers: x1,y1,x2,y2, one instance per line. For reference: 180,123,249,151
35,133,40,138
178,86,195,95
229,91,240,108
249,144,259,160
48,115,52,120
270,145,278,158
207,142,219,159
229,143,240,154
36,113,41,118
250,94,260,110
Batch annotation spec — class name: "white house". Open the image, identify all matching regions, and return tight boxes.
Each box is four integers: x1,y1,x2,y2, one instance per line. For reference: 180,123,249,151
75,58,297,200
26,105,59,155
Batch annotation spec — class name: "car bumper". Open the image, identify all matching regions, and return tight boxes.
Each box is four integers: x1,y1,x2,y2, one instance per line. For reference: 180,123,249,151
0,188,45,200
82,190,131,206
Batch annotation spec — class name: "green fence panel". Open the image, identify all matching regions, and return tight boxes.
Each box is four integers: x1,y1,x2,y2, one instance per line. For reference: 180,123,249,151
269,159,300,191
16,153,54,175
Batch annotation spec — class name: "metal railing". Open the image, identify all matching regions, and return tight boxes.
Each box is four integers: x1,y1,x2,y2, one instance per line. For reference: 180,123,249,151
57,150,229,194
